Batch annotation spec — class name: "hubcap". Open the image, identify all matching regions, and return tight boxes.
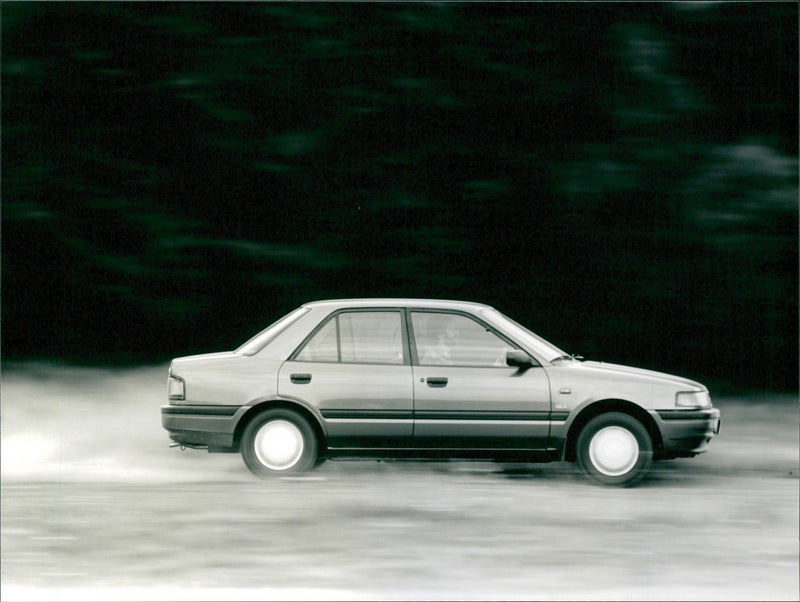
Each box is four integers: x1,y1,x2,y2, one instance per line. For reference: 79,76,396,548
253,420,304,471
589,426,639,476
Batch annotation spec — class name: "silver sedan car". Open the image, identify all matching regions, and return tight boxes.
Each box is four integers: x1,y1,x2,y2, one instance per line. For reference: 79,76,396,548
161,299,721,486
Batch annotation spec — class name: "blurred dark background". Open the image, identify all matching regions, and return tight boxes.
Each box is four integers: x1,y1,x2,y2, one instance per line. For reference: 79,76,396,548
2,2,797,392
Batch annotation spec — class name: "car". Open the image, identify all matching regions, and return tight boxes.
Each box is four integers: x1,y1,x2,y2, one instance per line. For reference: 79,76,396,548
161,299,721,486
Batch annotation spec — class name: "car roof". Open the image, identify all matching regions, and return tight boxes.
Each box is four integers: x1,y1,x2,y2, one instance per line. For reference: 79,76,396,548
301,298,493,312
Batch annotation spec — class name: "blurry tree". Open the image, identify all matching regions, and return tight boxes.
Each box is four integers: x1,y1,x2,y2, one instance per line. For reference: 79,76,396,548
2,2,797,391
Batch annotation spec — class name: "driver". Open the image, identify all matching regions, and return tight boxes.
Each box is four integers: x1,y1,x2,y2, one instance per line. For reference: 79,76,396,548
420,318,458,365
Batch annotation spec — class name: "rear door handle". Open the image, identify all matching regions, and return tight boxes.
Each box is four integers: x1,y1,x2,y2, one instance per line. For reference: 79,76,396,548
426,377,448,388
290,373,312,384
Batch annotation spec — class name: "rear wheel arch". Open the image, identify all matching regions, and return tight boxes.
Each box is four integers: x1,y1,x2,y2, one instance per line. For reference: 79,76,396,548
563,399,662,462
234,399,327,455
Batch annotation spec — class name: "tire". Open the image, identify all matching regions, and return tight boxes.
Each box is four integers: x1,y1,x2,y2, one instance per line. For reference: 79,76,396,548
241,409,318,478
576,412,653,487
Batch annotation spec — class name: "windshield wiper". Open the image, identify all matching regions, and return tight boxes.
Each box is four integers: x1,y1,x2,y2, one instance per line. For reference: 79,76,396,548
551,354,584,362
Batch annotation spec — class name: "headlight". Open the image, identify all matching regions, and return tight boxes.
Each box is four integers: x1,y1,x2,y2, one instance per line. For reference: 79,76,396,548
675,390,711,409
168,375,185,401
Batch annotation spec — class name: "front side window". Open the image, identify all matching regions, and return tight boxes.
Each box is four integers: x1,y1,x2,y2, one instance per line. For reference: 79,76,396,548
411,312,514,367
295,311,404,365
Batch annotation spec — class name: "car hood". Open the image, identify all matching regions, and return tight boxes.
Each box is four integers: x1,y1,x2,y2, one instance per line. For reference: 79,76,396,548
579,360,705,390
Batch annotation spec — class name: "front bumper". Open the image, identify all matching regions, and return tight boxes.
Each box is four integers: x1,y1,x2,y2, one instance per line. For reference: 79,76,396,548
654,407,721,457
161,404,243,450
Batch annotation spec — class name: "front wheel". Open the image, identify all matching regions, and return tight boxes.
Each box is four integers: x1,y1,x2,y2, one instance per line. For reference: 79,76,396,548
576,412,652,487
241,409,318,478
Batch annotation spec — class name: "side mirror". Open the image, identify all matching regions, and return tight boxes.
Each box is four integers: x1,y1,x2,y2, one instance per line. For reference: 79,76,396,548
506,349,534,369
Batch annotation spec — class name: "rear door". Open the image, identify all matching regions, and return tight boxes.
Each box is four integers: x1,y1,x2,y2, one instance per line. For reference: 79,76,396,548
278,309,413,447
409,310,552,449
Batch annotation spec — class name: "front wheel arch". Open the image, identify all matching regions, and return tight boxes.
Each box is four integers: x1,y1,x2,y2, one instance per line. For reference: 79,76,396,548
563,399,662,463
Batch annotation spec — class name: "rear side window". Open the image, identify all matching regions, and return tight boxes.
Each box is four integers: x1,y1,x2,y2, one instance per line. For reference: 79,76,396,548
295,317,338,362
236,306,310,355
294,311,404,365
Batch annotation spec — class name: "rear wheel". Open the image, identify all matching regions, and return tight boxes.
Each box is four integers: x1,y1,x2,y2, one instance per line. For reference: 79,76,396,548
576,412,652,487
241,409,318,477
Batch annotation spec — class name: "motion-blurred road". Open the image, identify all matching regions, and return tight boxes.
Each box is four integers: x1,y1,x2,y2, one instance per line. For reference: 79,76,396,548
1,365,798,601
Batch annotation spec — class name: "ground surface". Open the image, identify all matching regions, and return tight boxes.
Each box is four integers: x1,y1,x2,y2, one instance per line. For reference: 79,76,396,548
1,364,798,601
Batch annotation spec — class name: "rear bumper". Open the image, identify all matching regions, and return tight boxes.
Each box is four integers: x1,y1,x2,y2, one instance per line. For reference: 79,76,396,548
655,408,721,457
161,404,242,450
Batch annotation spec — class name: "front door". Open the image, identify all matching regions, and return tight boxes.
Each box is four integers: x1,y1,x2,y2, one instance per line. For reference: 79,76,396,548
409,310,552,449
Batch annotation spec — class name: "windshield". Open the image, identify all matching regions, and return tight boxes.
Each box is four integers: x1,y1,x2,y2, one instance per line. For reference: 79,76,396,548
236,307,310,356
479,307,567,363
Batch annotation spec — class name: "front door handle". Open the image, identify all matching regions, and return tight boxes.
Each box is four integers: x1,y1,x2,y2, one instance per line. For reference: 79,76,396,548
290,373,312,384
426,377,448,388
